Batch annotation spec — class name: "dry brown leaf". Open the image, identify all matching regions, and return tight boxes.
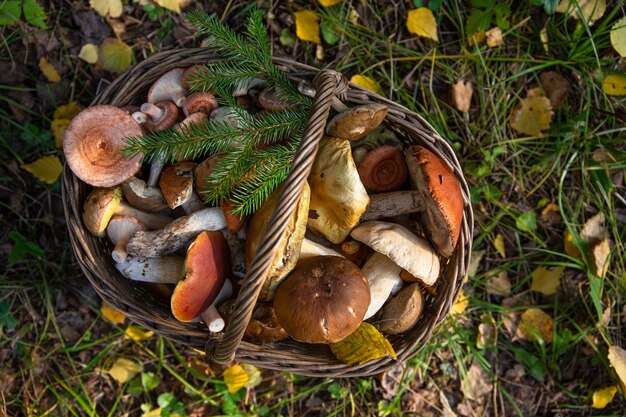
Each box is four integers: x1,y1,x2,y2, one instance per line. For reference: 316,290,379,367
540,71,570,110
485,270,511,296
592,239,611,278
461,361,493,403
530,266,564,295
467,250,485,277
607,345,626,388
485,27,503,48
450,80,473,113
477,322,496,349
517,308,554,343
581,212,607,244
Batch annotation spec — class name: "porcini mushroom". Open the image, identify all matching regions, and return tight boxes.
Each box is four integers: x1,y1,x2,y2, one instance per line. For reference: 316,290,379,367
361,253,403,320
273,256,370,344
159,162,205,213
182,92,218,117
377,283,424,335
121,176,169,213
148,68,187,107
307,137,370,244
82,187,172,237
357,145,408,192
406,146,464,257
299,238,343,261
246,182,310,300
106,215,146,263
326,104,388,141
126,207,227,257
63,105,143,187
115,255,183,284
141,101,179,132
351,221,440,286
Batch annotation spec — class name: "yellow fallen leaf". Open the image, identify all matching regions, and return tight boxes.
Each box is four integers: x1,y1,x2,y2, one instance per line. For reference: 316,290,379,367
108,358,141,383
51,102,83,147
608,346,626,388
100,302,126,324
78,43,99,64
90,0,122,18
493,234,506,258
98,38,133,74
530,266,564,295
38,57,61,83
556,0,606,23
592,239,611,278
155,0,181,13
564,230,580,259
468,31,486,46
540,202,561,221
347,6,359,25
451,289,469,314
223,364,249,394
509,93,553,136
124,326,154,341
450,80,473,112
486,27,503,48
591,386,617,408
142,408,163,417
540,26,549,52
51,119,70,147
518,308,554,343
330,322,396,366
54,102,83,120
21,155,63,184
610,16,626,57
603,74,626,96
294,10,320,44
350,74,381,94
319,0,341,6
406,8,438,42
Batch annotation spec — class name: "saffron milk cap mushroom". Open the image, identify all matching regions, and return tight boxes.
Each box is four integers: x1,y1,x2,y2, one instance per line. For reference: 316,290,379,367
63,105,143,187
307,137,370,244
106,215,146,263
350,220,440,286
326,104,388,141
183,92,218,117
357,145,408,192
148,68,187,107
273,256,370,344
141,101,179,132
406,146,464,257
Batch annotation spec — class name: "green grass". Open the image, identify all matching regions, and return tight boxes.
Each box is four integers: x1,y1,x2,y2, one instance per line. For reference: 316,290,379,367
2,0,626,415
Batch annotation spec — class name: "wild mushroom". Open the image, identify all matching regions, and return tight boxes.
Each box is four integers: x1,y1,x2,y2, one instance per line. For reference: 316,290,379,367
244,304,289,344
361,252,403,320
357,145,408,192
170,231,230,328
246,182,311,300
82,187,172,237
199,279,233,332
258,89,294,111
126,207,227,257
141,101,179,132
232,78,265,97
406,146,464,257
210,107,242,128
159,162,205,214
273,256,370,344
307,137,370,244
182,92,218,117
298,81,348,112
377,283,424,335
299,238,343,261
360,190,423,221
106,215,146,263
63,105,143,187
176,112,208,132
326,104,388,141
350,221,440,286
121,176,169,213
148,68,187,107
182,64,203,91
114,255,183,284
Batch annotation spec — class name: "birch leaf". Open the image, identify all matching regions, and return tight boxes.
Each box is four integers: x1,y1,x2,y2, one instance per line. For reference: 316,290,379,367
108,358,141,383
350,74,381,94
39,58,61,83
509,93,553,136
451,290,469,314
98,38,132,74
330,322,396,366
90,0,122,18
154,0,181,13
53,102,82,120
406,8,438,42
294,10,320,44
608,346,626,387
21,155,63,184
493,233,506,258
124,326,154,341
78,43,99,64
319,0,341,6
610,16,626,57
51,119,70,147
100,302,126,324
603,74,626,96
530,266,564,295
517,308,554,343
223,364,249,393
556,0,606,23
591,386,617,408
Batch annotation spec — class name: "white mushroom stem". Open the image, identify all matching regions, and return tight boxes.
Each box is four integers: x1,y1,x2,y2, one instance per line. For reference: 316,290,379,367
298,80,349,112
140,103,164,121
199,279,233,332
299,238,343,261
112,238,131,263
147,157,165,188
126,207,227,257
362,253,403,320
132,111,147,125
181,192,205,214
115,255,184,284
115,202,171,230
360,190,424,221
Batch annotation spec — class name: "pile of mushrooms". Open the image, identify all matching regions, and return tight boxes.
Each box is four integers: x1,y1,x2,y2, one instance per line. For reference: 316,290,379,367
64,65,465,352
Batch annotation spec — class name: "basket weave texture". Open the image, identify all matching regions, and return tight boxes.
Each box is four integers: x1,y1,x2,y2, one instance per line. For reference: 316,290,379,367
62,48,474,378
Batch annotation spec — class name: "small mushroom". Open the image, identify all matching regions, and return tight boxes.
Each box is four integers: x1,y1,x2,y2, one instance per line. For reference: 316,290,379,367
182,92,218,117
141,101,179,132
159,162,205,213
406,146,464,257
360,190,423,221
176,112,208,132
299,238,344,261
82,187,172,237
273,256,370,344
233,78,265,97
106,215,146,263
350,221,440,286
148,68,187,107
307,137,370,244
298,81,348,112
326,104,388,141
126,207,227,257
258,89,294,111
377,283,424,335
361,252,403,320
246,182,310,300
121,176,169,212
115,255,183,284
63,105,143,187
357,145,408,192
210,106,242,128
171,231,230,328
221,200,247,235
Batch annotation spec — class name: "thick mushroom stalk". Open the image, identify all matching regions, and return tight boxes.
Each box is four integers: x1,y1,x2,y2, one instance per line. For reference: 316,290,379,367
199,279,233,332
361,253,403,320
106,215,146,263
126,207,227,257
360,190,424,221
141,101,179,132
82,187,172,237
114,255,184,284
299,238,343,261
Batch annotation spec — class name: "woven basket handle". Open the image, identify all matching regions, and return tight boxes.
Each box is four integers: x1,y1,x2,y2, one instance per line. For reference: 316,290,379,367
208,69,347,363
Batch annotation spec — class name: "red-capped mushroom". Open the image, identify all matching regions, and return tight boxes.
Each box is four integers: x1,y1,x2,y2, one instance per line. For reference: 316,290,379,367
148,68,187,107
141,101,179,132
182,92,218,117
357,145,408,192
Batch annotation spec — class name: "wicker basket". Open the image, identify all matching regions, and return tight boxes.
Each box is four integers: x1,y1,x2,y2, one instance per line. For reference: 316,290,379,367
61,48,474,378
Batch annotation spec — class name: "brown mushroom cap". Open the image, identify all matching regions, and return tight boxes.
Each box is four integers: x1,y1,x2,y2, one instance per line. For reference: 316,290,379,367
405,146,464,257
142,101,179,132
82,187,122,236
182,65,203,91
183,92,218,117
357,145,408,192
194,155,221,196
171,231,230,322
121,177,169,212
273,256,370,344
63,105,143,187
159,161,197,209
326,104,388,141
378,283,424,335
258,89,294,111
